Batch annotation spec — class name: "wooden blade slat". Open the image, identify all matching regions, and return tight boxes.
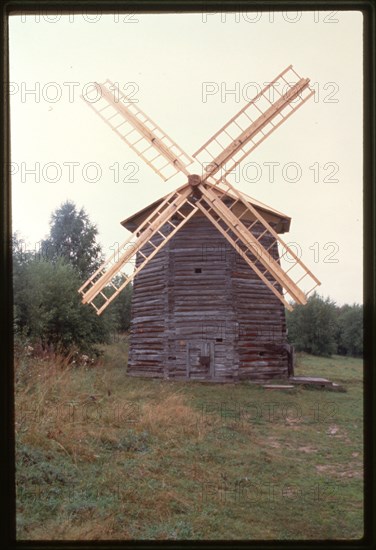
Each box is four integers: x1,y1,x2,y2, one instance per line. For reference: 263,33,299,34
197,183,315,308
79,187,180,296
195,201,293,311
193,66,315,179
79,187,199,314
81,80,193,182
206,175,321,299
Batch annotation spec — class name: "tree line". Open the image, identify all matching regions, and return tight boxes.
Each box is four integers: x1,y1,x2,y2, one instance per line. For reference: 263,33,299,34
13,201,132,355
286,294,363,357
13,201,363,358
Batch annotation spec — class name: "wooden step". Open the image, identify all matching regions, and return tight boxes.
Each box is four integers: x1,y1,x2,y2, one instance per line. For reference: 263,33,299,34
289,376,346,392
262,384,295,390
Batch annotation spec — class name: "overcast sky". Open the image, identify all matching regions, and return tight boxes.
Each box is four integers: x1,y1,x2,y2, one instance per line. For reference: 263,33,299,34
9,10,363,305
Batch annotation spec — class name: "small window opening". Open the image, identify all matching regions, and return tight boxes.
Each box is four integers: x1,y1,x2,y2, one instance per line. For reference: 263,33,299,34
216,338,223,342
195,268,202,273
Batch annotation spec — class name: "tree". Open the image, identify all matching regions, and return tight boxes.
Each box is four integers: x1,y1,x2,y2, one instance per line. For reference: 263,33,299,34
13,232,35,334
13,257,113,353
12,232,29,265
336,304,363,357
286,292,338,356
42,201,102,280
13,213,133,353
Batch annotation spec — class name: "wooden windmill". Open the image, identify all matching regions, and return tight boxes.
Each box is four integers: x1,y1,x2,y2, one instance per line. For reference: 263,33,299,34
79,65,320,382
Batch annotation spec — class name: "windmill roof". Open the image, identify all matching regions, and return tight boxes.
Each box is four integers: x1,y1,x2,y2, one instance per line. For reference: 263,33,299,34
120,183,291,234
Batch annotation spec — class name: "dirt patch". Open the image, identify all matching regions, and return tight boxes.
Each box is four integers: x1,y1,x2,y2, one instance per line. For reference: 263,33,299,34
266,437,282,449
327,424,339,435
326,424,352,444
315,462,363,479
298,446,317,454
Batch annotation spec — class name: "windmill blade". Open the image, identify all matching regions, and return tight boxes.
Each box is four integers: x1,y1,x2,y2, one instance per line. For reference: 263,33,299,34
81,79,194,182
196,182,320,310
206,174,321,300
193,66,314,180
79,186,199,315
195,191,292,310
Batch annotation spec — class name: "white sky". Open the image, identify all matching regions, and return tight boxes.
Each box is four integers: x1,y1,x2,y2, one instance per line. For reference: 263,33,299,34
9,10,363,305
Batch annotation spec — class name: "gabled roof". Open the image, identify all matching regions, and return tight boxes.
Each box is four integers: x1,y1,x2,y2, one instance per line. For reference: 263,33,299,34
121,183,291,234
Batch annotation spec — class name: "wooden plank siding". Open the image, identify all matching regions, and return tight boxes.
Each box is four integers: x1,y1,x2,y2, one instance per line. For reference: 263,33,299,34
127,212,288,381
127,231,168,378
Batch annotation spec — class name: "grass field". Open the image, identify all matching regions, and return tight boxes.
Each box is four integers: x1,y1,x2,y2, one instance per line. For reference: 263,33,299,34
15,336,363,540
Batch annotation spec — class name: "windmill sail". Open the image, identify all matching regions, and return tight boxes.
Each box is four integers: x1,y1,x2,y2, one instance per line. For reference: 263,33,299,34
81,79,193,181
196,184,301,310
203,178,321,304
193,66,314,180
79,186,199,314
79,66,320,315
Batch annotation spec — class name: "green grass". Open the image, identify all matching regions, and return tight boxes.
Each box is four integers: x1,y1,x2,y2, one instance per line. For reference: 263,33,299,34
15,339,363,540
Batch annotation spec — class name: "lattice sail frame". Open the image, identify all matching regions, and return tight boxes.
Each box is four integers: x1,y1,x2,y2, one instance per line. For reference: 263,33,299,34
79,185,200,314
81,79,193,182
194,65,314,180
196,177,321,310
79,66,321,314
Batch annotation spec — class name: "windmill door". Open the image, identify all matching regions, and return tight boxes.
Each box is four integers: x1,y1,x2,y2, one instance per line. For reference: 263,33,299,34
186,341,215,380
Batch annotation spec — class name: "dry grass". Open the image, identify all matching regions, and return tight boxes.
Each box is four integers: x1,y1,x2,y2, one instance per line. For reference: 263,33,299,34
15,342,363,540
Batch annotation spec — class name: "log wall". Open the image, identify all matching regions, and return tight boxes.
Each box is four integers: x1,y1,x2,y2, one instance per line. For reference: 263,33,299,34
128,212,288,381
